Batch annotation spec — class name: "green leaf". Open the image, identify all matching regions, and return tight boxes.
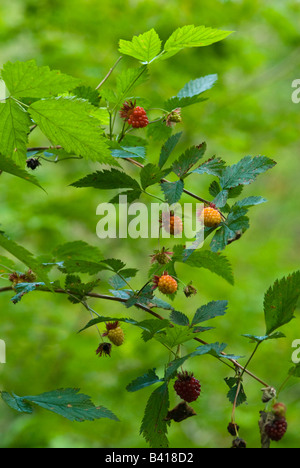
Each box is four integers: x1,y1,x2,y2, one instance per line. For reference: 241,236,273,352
140,383,169,448
160,179,184,204
72,85,100,106
0,154,45,190
192,157,226,177
224,378,247,407
161,25,233,60
155,325,196,348
169,310,190,326
0,98,31,162
119,29,162,63
242,332,285,343
1,388,119,422
116,66,149,95
159,132,182,169
126,369,163,392
192,300,228,325
0,233,52,289
164,74,218,110
11,282,47,304
70,168,140,190
177,74,218,98
232,196,267,209
1,60,81,98
140,163,171,190
264,271,300,335
110,146,146,159
172,143,206,178
219,155,276,190
53,241,102,262
175,248,234,285
29,96,116,165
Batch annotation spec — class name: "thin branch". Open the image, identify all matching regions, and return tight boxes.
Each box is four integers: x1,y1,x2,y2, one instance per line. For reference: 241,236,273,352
0,285,269,386
95,56,123,90
124,157,211,205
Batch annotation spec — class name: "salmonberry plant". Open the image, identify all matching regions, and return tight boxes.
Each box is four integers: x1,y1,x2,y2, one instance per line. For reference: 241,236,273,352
0,25,299,448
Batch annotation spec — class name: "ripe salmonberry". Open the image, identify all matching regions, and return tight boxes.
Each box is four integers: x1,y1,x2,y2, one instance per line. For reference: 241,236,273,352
161,212,183,236
119,100,149,128
199,206,222,227
174,371,201,403
152,271,178,295
265,417,287,441
102,321,125,346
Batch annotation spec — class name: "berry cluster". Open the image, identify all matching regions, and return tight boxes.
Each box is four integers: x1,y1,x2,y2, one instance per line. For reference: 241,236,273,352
265,417,287,441
174,371,201,403
119,100,149,128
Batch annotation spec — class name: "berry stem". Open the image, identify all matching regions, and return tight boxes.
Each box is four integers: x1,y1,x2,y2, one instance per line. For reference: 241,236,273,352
0,285,270,387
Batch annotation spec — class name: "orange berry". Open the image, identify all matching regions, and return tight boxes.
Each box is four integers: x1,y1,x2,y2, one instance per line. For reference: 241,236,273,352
200,207,222,227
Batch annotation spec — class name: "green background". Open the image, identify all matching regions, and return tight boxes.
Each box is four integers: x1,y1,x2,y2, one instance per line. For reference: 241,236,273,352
0,0,299,448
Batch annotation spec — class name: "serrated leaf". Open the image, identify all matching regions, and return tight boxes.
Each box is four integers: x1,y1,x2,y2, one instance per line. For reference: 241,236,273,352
53,241,102,262
140,383,169,448
169,310,190,326
1,388,119,422
126,369,162,392
178,74,218,98
220,155,276,190
161,25,233,60
0,153,45,190
232,196,267,209
224,378,247,407
155,325,195,348
11,282,47,304
159,132,182,169
264,271,300,335
119,29,162,63
0,233,52,290
213,189,229,208
72,85,100,106
1,60,81,98
192,300,228,325
110,146,146,159
140,163,171,190
0,98,31,162
160,179,184,204
164,95,207,111
172,143,206,178
29,96,116,165
192,157,226,177
174,248,234,285
242,332,285,343
116,66,149,95
70,168,140,190
210,225,234,252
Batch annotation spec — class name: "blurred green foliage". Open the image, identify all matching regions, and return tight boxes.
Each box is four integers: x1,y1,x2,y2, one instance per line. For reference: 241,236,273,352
0,0,299,448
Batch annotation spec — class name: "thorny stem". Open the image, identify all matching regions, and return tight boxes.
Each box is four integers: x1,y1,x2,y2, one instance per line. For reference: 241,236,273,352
0,285,269,387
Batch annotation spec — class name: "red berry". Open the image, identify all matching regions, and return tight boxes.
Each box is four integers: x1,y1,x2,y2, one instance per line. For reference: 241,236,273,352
265,417,287,441
127,106,149,128
174,371,201,403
